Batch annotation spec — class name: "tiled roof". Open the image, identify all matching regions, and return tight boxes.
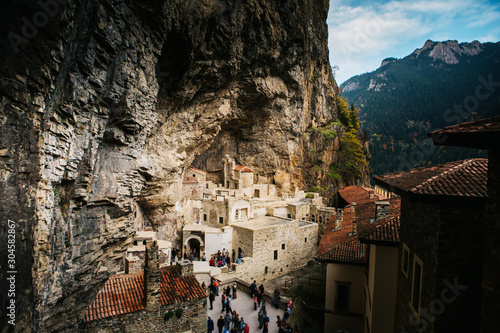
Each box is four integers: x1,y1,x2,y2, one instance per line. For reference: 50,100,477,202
427,116,500,150
188,166,207,174
359,215,400,246
428,116,500,135
339,185,386,204
315,238,365,264
374,159,488,197
160,266,207,305
315,197,401,263
234,165,254,172
84,266,206,323
84,274,145,322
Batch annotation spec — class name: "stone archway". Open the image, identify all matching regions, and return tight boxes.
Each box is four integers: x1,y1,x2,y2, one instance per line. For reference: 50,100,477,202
184,235,204,260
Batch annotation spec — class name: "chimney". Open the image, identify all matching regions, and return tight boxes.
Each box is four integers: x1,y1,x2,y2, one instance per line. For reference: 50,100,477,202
352,217,358,235
144,240,161,313
176,259,194,277
369,190,374,200
375,201,390,220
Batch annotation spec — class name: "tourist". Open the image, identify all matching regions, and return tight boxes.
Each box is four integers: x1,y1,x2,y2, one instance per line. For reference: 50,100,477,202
287,298,294,310
226,255,231,268
217,316,225,333
261,299,267,313
224,312,232,330
253,294,258,310
276,316,282,329
273,289,281,309
226,295,232,313
201,282,206,290
257,292,262,308
232,312,239,330
210,257,215,266
209,281,216,295
250,280,257,296
232,249,236,263
214,280,219,296
202,253,206,261
243,323,250,333
208,316,214,333
232,282,238,299
209,291,215,310
239,318,245,333
262,321,269,333
221,293,226,312
258,309,264,328
262,312,269,329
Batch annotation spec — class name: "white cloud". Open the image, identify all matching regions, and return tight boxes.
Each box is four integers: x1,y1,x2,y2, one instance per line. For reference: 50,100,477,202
328,0,500,84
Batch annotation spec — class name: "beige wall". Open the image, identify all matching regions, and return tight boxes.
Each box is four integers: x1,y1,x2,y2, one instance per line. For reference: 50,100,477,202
241,172,254,188
324,263,364,333
366,245,398,333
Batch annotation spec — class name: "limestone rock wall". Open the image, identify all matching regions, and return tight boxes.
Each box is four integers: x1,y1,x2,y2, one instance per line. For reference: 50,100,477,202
0,0,364,331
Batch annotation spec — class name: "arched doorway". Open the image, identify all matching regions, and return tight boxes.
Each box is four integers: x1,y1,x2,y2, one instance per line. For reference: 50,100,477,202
184,235,204,261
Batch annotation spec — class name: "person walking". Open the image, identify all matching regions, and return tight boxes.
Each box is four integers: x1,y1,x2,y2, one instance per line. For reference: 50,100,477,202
217,316,225,333
276,316,282,329
243,323,250,333
221,293,227,312
224,312,232,330
253,294,258,310
208,316,214,333
232,282,238,299
214,280,219,296
262,321,269,333
209,290,215,310
239,318,245,333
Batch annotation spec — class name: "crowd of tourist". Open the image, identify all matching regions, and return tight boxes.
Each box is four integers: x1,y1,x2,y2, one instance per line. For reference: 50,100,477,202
206,278,298,333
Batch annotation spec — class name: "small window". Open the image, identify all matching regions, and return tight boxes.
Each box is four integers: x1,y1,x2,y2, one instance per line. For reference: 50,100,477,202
335,282,351,312
410,254,423,316
235,210,239,220
319,216,323,224
219,217,224,224
287,214,292,218
274,250,278,260
282,243,286,250
206,184,209,189
203,214,207,222
304,237,307,243
192,174,195,177
312,214,316,223
133,240,137,245
402,243,410,277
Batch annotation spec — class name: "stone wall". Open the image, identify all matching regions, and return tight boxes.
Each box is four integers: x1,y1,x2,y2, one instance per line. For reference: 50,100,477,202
82,298,207,333
230,221,318,282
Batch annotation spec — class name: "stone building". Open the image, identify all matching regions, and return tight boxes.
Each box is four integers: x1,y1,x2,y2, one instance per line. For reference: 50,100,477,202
375,158,488,333
315,185,400,333
427,116,500,333
83,241,207,332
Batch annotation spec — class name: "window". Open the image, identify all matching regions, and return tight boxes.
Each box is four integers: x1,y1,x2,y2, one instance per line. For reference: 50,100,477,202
311,214,316,223
282,243,286,250
402,243,410,277
287,214,292,218
335,282,351,312
274,250,278,260
410,255,423,316
219,217,224,224
235,210,239,220
192,174,196,177
203,214,207,222
319,216,323,224
304,237,307,243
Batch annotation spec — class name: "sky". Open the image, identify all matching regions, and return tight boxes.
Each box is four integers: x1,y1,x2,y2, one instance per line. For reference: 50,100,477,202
328,0,500,84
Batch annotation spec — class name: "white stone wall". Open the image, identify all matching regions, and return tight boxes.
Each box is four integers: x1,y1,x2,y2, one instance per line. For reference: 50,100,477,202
240,172,254,188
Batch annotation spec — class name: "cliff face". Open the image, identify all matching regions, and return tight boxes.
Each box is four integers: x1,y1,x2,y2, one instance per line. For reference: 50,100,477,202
0,0,357,331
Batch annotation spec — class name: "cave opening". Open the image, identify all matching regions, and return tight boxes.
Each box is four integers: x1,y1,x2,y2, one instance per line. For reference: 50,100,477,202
156,31,192,95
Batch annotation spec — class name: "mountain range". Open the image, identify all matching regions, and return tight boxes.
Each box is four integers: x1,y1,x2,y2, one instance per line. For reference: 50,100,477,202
341,40,500,176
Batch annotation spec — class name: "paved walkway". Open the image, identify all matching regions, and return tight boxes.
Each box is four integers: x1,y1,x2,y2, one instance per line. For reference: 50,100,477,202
208,291,288,333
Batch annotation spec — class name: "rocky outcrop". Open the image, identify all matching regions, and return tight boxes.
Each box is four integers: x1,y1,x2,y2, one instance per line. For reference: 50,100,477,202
412,39,484,64
0,0,362,331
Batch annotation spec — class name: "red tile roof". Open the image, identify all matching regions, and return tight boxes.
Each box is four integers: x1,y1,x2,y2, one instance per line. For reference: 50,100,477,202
84,274,145,323
160,266,207,305
339,185,386,204
315,237,365,265
315,196,401,264
427,116,500,150
374,159,488,197
359,215,400,246
84,266,206,323
234,165,254,172
188,166,207,174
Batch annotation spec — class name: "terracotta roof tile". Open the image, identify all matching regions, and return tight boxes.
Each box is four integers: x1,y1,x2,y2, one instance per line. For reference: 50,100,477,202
374,159,488,197
234,165,254,172
315,237,365,264
428,116,500,135
338,185,386,205
160,266,207,305
84,274,145,323
84,266,206,323
359,215,400,245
